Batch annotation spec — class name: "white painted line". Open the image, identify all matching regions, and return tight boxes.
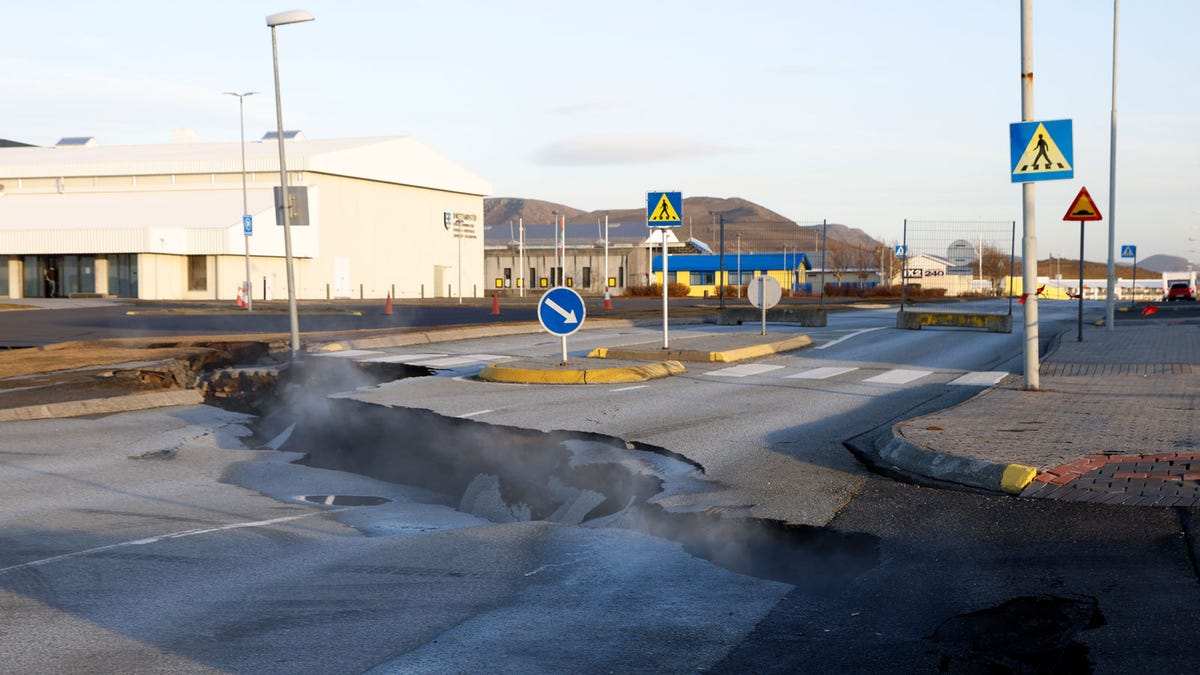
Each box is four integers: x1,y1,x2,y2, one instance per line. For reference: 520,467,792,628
464,354,510,362
949,371,1009,386
610,385,648,392
815,327,885,350
419,356,488,367
785,366,859,380
0,509,349,577
357,353,445,363
705,364,786,378
313,349,387,358
863,369,933,385
460,410,493,418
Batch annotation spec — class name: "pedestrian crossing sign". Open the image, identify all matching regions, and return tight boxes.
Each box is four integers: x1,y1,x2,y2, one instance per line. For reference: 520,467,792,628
1010,119,1073,183
1121,245,1136,258
647,191,682,226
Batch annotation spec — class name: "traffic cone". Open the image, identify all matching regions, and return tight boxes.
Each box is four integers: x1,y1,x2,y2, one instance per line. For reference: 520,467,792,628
603,288,613,310
385,292,393,315
236,286,246,308
491,292,501,315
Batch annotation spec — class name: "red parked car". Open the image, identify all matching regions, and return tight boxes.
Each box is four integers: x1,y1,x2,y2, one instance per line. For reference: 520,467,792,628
1164,282,1196,302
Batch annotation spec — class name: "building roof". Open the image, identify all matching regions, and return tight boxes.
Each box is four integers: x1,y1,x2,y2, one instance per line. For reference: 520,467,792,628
0,136,491,196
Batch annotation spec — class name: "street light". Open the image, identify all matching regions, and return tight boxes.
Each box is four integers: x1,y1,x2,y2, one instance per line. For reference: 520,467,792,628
224,90,257,312
266,9,313,356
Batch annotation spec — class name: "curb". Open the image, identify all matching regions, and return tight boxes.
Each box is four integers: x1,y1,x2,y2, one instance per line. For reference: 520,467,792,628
876,432,1038,494
0,389,205,422
589,335,813,363
478,360,686,385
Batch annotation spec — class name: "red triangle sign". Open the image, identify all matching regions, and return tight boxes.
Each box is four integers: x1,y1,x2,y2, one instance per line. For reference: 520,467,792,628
1063,186,1103,222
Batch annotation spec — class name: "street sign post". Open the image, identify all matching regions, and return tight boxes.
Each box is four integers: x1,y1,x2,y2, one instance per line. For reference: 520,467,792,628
894,245,907,258
1010,119,1074,183
1121,245,1137,308
647,191,682,349
747,275,781,336
243,215,253,236
1063,186,1103,342
538,286,586,364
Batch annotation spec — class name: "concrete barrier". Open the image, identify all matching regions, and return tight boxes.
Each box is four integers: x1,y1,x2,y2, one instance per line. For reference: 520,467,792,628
716,307,827,327
895,310,1012,333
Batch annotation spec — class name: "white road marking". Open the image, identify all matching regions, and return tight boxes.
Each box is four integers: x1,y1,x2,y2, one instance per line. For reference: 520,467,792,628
705,364,786,378
610,385,648,392
0,509,349,577
785,366,859,380
949,371,1009,386
314,349,387,358
863,369,934,385
459,410,494,418
357,353,446,363
815,326,885,350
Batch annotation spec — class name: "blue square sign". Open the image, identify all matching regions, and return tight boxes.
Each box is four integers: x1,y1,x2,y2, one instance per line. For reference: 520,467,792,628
243,215,253,235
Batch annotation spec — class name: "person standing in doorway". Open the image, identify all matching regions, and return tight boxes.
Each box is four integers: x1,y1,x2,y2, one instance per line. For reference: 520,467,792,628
44,266,57,297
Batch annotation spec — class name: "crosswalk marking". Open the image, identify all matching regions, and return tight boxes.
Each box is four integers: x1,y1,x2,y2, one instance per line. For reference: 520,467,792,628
862,369,933,385
314,349,387,359
948,371,1009,386
356,352,446,363
786,366,859,380
705,364,786,378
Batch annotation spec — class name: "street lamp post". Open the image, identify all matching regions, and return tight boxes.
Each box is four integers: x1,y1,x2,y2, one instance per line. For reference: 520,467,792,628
266,9,313,357
224,90,257,312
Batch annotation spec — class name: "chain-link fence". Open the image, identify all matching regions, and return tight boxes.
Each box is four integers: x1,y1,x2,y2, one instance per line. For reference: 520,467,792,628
900,220,1016,314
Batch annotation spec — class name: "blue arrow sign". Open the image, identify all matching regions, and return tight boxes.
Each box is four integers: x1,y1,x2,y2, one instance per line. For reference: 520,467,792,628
1121,245,1136,258
243,215,253,235
538,287,586,336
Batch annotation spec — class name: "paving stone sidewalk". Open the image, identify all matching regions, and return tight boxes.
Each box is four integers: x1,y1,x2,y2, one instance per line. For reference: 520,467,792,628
898,320,1200,505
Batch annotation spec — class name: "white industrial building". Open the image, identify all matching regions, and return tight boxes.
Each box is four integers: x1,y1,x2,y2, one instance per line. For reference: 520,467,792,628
0,135,490,301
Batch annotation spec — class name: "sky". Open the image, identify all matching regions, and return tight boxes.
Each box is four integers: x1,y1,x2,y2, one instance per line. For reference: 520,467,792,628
3,1,1198,263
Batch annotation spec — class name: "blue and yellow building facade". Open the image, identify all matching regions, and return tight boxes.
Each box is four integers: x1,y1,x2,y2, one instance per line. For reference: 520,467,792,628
652,253,813,297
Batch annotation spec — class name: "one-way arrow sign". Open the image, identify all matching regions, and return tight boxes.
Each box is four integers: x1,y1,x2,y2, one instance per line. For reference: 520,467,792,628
538,287,586,336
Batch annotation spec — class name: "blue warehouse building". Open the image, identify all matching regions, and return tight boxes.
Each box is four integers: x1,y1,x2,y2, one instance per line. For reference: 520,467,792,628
652,252,815,297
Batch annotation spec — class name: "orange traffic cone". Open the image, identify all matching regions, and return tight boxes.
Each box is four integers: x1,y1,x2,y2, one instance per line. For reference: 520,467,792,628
236,286,246,308
385,292,393,315
491,292,501,315
603,288,613,310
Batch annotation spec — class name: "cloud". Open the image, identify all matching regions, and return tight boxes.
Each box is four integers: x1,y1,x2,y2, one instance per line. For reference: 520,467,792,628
533,134,739,166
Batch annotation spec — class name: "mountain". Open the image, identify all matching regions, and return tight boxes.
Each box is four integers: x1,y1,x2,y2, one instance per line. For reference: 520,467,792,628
483,196,879,252
1139,254,1196,273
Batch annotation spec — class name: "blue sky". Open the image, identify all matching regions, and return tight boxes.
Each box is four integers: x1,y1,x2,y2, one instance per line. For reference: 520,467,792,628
4,1,1197,263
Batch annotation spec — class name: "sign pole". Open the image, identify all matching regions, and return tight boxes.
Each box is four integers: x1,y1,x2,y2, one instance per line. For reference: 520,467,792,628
561,335,568,365
1131,251,1137,309
1019,0,1040,390
1077,222,1085,342
759,277,767,336
662,228,669,349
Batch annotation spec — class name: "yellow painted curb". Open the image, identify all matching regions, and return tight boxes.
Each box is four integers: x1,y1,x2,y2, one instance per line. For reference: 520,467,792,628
317,343,345,352
711,335,813,362
478,360,684,384
1000,464,1039,493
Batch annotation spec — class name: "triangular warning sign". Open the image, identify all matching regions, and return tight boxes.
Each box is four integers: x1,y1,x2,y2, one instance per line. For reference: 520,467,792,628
1063,186,1102,221
1013,122,1072,175
648,193,681,223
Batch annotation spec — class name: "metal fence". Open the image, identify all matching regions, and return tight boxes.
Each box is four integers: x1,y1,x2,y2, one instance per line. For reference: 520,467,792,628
900,220,1017,314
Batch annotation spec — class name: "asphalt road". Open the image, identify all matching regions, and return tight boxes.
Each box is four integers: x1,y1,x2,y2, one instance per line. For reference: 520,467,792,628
3,298,1198,671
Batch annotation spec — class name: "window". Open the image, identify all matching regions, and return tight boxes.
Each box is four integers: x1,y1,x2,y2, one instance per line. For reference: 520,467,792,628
188,255,208,291
689,271,715,286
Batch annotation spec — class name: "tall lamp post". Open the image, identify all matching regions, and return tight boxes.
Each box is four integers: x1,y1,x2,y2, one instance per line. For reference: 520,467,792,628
224,90,257,312
266,9,313,356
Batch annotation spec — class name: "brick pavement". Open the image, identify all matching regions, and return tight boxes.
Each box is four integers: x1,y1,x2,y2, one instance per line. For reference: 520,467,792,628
896,320,1200,505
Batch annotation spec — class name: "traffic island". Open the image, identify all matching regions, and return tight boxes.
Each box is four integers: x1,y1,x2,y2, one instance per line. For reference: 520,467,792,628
478,359,686,385
896,309,1013,333
589,334,813,363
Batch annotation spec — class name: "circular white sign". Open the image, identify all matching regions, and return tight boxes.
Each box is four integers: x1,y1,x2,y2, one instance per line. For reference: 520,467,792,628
748,275,782,310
